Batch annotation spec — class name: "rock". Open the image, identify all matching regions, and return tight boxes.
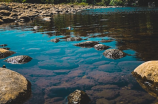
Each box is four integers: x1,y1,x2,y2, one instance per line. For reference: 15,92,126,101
2,65,6,68
19,15,30,22
103,49,126,59
94,44,110,51
0,10,11,16
33,26,40,30
0,19,3,23
0,68,31,104
132,71,158,98
74,41,99,48
0,4,11,11
42,17,51,22
67,90,91,104
50,38,60,43
5,55,32,64
0,48,15,59
132,61,158,83
0,44,7,47
100,39,114,43
2,16,15,23
66,37,82,41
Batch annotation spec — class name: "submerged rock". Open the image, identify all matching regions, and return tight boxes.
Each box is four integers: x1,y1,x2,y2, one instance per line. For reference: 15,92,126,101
94,44,110,51
5,55,32,64
74,41,99,48
103,49,126,59
132,61,158,83
0,48,15,59
67,90,91,104
0,68,31,104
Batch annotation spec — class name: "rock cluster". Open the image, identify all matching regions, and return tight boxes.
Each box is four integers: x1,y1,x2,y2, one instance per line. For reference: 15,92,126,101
0,3,108,24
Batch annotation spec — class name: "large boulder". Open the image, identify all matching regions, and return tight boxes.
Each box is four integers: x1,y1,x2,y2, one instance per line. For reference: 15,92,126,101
74,41,99,48
66,37,82,41
103,49,126,59
132,61,158,82
5,55,32,64
0,48,15,59
0,68,31,104
67,90,91,104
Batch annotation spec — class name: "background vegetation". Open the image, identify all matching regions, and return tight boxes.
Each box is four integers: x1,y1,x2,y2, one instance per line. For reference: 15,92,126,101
0,0,157,6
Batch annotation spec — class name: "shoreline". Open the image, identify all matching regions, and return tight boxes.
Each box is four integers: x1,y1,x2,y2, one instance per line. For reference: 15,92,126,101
0,2,122,25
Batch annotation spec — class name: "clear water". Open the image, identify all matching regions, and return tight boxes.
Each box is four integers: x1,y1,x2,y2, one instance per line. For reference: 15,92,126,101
1,7,158,104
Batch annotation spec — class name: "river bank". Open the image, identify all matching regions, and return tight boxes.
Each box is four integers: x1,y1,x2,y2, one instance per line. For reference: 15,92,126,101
0,2,122,25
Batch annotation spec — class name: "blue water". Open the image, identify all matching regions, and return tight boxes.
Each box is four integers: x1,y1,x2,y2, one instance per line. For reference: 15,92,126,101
1,7,158,104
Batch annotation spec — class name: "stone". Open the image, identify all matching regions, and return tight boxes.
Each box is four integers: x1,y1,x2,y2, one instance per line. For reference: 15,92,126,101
66,37,82,41
5,55,32,64
0,4,11,11
2,16,15,23
74,41,99,48
133,61,158,82
42,17,52,22
50,38,60,43
68,90,91,104
0,48,15,59
0,10,11,16
103,49,126,59
0,68,31,104
19,15,30,22
94,44,110,51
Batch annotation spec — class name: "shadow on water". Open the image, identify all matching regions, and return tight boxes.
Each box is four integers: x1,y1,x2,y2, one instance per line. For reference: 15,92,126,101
1,7,158,104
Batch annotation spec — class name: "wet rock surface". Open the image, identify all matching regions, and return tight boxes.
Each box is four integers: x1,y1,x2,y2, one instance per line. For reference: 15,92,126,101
5,55,32,64
74,41,99,48
50,38,60,43
0,68,31,104
103,49,126,59
94,44,110,50
67,90,91,104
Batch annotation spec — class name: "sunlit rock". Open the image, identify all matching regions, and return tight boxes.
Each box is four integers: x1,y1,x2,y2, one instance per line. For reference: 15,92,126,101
132,61,158,82
67,90,91,104
74,41,99,48
0,68,31,104
42,17,52,22
5,55,32,64
0,10,11,16
94,44,110,51
103,49,126,59
50,38,60,43
0,48,15,59
0,4,11,11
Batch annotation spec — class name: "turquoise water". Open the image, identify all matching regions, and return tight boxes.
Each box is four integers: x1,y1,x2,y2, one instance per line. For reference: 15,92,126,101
1,7,158,104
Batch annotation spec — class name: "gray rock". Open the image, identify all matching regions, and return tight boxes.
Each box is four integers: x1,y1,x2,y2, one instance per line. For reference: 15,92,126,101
103,49,126,59
0,10,11,16
68,90,91,104
0,68,31,104
50,38,60,43
94,44,110,50
66,37,82,41
0,4,11,11
74,41,99,48
5,55,32,64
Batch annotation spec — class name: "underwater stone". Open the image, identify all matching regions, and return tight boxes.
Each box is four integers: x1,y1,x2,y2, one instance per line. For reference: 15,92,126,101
68,90,91,104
